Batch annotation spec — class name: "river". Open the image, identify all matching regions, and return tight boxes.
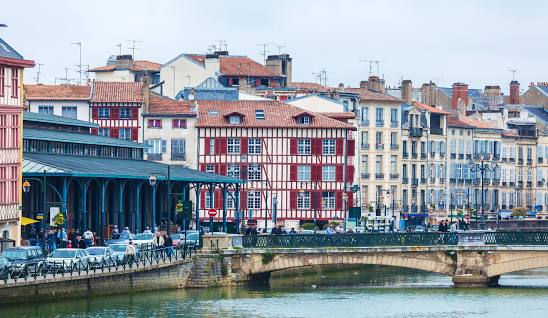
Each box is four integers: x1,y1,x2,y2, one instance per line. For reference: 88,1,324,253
3,266,548,318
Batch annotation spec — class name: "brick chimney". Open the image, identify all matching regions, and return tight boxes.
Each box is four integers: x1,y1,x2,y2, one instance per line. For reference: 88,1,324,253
401,80,412,102
367,76,385,93
509,80,520,104
141,76,150,113
360,80,368,89
451,82,468,110
421,81,437,106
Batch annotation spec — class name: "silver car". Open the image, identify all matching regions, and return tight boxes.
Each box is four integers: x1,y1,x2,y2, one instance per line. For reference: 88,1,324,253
46,249,90,272
86,246,116,268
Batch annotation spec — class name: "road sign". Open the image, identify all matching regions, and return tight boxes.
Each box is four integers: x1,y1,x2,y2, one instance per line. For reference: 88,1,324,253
176,201,184,214
208,208,217,217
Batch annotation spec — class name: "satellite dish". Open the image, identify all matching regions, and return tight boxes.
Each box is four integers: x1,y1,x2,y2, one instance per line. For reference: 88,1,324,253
188,94,195,101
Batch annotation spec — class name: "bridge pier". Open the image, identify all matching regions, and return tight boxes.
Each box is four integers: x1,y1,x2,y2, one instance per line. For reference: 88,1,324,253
452,274,499,288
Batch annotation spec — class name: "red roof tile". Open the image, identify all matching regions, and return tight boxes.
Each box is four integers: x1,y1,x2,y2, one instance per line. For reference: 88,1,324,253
196,100,355,130
184,54,281,77
289,82,335,92
318,112,356,120
341,87,404,102
91,81,143,103
447,116,496,129
89,60,161,72
502,130,519,137
25,84,90,101
146,93,195,115
413,101,451,115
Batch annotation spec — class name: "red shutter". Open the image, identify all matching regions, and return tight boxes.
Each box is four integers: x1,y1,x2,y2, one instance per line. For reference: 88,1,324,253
336,139,344,156
111,129,119,138
200,190,205,209
290,165,297,181
346,165,355,181
111,107,120,119
255,79,261,86
219,164,227,176
215,190,223,209
335,192,342,210
347,139,355,156
347,192,354,208
289,139,297,155
199,164,206,172
90,128,98,135
92,108,98,119
241,138,248,155
312,165,321,182
204,138,210,155
336,165,343,182
289,191,297,210
314,191,322,211
312,139,321,155
132,107,138,119
214,138,220,154
220,138,227,155
131,128,138,141
241,191,248,211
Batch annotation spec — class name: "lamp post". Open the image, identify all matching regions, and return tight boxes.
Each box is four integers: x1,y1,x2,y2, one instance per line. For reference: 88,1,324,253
469,159,498,230
272,193,278,226
148,165,172,234
342,192,348,231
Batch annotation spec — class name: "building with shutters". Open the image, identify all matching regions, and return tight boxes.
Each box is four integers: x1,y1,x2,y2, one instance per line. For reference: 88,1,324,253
195,100,355,230
25,84,91,121
0,35,34,243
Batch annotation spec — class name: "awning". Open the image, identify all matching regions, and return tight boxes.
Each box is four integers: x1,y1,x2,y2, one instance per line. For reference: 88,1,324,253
21,217,39,226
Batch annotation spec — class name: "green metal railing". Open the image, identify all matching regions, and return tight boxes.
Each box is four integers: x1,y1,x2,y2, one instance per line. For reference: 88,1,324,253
484,232,548,245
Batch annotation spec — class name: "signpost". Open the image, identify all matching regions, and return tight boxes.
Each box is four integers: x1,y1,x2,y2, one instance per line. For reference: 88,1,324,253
208,208,217,233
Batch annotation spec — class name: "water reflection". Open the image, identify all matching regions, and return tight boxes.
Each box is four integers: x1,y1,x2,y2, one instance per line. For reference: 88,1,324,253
3,266,548,318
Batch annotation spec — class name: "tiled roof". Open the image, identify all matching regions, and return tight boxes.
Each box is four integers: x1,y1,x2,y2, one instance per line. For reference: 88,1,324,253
184,54,281,77
25,84,90,101
447,116,496,129
535,86,548,97
502,130,519,137
91,81,143,103
289,82,335,91
342,87,404,103
24,111,98,128
318,112,356,120
24,128,147,148
525,107,548,124
438,87,484,98
89,60,161,72
196,100,355,130
412,101,451,115
146,93,195,116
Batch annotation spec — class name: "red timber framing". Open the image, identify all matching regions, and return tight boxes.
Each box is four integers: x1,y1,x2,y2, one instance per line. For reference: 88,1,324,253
90,102,141,141
197,126,355,224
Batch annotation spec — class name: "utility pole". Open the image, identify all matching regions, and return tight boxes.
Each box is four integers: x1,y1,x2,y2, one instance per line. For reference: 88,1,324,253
34,63,44,84
70,42,82,84
127,40,142,58
257,42,272,65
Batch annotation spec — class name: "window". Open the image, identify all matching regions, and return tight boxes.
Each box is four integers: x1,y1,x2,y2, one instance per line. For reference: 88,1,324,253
205,165,215,173
209,139,215,154
390,155,397,174
11,68,18,98
297,116,311,125
298,165,311,181
390,132,397,146
321,192,335,209
227,138,241,154
0,68,4,96
375,132,383,146
449,139,456,154
98,108,110,119
228,115,241,124
171,139,186,160
322,139,336,155
227,164,240,178
248,138,261,154
120,108,132,119
361,131,369,148
148,139,166,154
119,128,132,141
390,108,398,124
298,139,311,155
322,166,336,181
226,191,236,209
61,106,77,119
376,107,384,125
376,155,382,174
172,119,187,128
255,110,265,120
361,107,369,124
248,191,261,209
98,128,110,137
248,164,261,180
205,191,214,209
361,155,368,174
297,192,311,209
147,119,161,128
38,106,53,115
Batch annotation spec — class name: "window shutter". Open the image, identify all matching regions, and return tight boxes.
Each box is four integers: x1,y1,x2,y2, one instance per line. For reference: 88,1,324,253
289,191,297,210
220,138,227,155
312,139,321,155
200,191,205,209
313,191,322,211
336,165,344,182
335,192,342,210
290,165,297,181
111,128,119,138
347,139,355,156
346,166,354,181
336,139,344,156
204,138,210,155
90,128,98,135
347,192,354,208
131,128,138,141
219,163,227,176
92,108,98,119
312,165,321,182
132,108,138,119
161,140,167,153
290,139,297,155
199,164,206,172
241,191,248,210
241,138,248,155
111,107,120,119
215,190,223,209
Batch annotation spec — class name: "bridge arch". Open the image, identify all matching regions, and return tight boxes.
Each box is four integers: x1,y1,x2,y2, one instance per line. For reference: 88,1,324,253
486,254,548,277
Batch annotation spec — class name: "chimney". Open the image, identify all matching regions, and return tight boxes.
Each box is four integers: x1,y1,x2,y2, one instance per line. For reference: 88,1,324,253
451,82,468,110
338,83,344,89
141,76,150,114
509,80,520,104
484,85,501,97
367,76,384,92
421,81,437,106
115,55,133,69
359,80,368,89
401,80,412,102
266,54,292,85
204,53,220,76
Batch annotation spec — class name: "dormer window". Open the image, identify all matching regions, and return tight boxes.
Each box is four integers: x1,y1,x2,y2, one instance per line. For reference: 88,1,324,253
229,115,241,124
255,110,265,120
297,116,311,125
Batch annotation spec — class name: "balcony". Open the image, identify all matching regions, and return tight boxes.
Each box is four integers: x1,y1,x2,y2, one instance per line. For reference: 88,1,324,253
458,154,464,160
518,158,524,165
509,158,515,163
411,205,418,213
361,119,370,127
401,205,409,213
465,154,471,160
440,153,445,159
473,179,480,185
375,173,385,180
464,178,472,184
493,178,500,186
502,181,507,187
411,152,418,159
430,127,443,135
502,157,508,163
147,153,163,161
390,144,399,150
450,178,456,184
501,205,507,210
402,152,409,158
538,181,545,187
538,157,544,164
420,153,427,159
420,177,427,184
430,177,436,183
391,121,399,128
527,181,533,188
402,177,409,184
509,181,515,187
420,205,428,213
171,153,186,161
411,178,419,187
450,153,456,159
430,152,436,158
493,154,500,161
376,143,384,150
376,120,385,127
439,178,445,184
527,158,533,165
361,143,370,150
409,127,423,137
361,173,371,179
390,173,399,179
518,180,524,187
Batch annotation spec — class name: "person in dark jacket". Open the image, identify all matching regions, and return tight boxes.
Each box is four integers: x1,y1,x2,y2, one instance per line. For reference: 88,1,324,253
245,224,258,236
77,236,87,249
163,234,173,256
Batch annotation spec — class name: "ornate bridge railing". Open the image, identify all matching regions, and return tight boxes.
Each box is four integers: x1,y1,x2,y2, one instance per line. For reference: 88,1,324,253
242,233,459,248
484,232,548,245
0,244,196,285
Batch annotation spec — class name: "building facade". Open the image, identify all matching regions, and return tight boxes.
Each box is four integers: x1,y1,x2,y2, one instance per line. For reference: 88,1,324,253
25,84,91,121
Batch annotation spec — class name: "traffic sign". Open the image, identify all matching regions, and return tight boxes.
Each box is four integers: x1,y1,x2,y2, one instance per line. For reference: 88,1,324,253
208,208,217,217
176,201,184,214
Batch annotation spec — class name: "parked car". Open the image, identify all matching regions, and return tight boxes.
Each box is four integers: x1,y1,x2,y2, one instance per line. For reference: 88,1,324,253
412,225,426,232
106,233,134,246
108,244,138,264
46,248,90,272
184,232,200,247
0,255,14,279
132,233,155,250
86,246,116,268
171,233,185,246
2,246,46,277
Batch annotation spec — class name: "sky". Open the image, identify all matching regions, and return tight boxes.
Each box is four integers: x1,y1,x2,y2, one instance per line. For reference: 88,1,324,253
1,0,547,92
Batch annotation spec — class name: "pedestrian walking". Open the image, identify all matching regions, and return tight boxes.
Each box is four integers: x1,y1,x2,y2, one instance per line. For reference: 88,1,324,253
450,222,458,233
163,233,173,257
29,228,38,246
126,240,136,265
47,229,57,252
57,228,68,248
83,229,94,248
154,232,165,248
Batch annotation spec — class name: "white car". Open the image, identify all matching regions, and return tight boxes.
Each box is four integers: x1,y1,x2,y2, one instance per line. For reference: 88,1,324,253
132,233,156,250
46,248,90,272
109,244,139,264
86,246,116,268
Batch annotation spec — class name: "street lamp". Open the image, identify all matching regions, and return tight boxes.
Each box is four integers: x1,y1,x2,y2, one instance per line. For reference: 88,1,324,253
342,192,348,231
272,193,278,226
23,180,31,193
149,165,172,234
468,159,498,230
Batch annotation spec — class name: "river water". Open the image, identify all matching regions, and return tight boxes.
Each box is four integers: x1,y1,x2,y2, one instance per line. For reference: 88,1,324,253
3,266,548,318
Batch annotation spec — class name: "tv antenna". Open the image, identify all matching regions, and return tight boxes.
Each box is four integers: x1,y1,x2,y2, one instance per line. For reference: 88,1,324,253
509,69,518,81
216,40,227,52
33,63,44,84
69,42,82,84
275,45,286,55
127,40,142,58
115,43,122,55
312,69,330,87
257,42,272,65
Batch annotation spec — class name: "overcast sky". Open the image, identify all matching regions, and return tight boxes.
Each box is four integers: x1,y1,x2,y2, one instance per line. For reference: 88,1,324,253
2,0,546,92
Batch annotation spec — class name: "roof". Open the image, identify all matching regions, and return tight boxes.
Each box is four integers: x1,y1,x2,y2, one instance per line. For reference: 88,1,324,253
412,101,451,115
23,111,98,128
0,37,34,68
341,87,404,103
91,81,143,103
23,152,242,183
447,116,496,129
182,54,281,77
438,87,484,98
25,84,90,101
196,100,355,130
89,60,161,72
145,93,195,116
502,130,519,138
318,112,356,120
525,107,548,124
24,128,148,148
289,82,334,92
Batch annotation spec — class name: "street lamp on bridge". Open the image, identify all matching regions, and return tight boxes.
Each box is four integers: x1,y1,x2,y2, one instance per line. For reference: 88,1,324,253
468,158,498,230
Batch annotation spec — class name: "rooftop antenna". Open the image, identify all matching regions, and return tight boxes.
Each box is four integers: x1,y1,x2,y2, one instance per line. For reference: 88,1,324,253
257,42,272,65
206,45,216,54
433,77,443,86
115,43,122,55
360,59,374,77
59,67,71,84
372,60,385,76
69,42,82,84
216,40,227,52
127,40,142,58
84,64,90,82
312,69,330,87
275,45,286,55
34,63,44,84
509,69,518,81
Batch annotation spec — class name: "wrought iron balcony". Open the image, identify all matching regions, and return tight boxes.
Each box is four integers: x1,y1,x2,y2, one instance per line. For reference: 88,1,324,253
527,181,533,188
147,153,163,161
509,181,515,187
171,153,186,161
375,173,385,179
538,157,544,164
361,143,370,150
450,153,456,159
420,177,427,184
450,178,456,184
361,173,371,179
390,121,400,128
493,154,500,161
409,127,423,137
411,152,418,159
402,177,409,184
502,181,507,187
361,119,370,127
430,128,443,135
466,154,472,159
376,143,384,150
411,205,418,213
527,158,533,165
440,153,445,159
376,120,385,127
402,152,409,158
390,144,399,150
420,153,427,159
509,158,515,163
420,205,428,213
439,178,445,184
518,180,524,187
518,158,524,165
458,154,464,159
411,178,419,187
390,173,399,179
430,152,436,158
